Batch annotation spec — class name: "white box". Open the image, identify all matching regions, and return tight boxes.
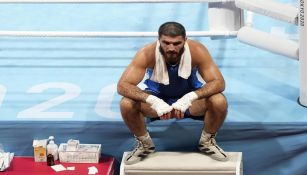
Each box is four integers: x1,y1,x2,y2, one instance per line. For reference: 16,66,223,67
58,144,101,163
120,152,243,175
32,139,47,162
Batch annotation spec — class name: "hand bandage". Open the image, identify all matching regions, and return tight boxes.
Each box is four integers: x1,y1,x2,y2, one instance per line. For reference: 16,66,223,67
172,92,198,112
146,95,172,116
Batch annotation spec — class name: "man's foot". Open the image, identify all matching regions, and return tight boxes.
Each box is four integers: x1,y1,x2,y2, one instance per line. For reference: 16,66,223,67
124,134,155,165
198,133,228,161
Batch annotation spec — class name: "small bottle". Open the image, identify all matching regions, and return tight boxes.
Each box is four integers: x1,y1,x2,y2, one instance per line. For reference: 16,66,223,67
47,136,59,161
47,154,55,166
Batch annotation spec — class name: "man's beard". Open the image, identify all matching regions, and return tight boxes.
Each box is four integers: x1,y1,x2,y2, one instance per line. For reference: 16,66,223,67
159,46,185,65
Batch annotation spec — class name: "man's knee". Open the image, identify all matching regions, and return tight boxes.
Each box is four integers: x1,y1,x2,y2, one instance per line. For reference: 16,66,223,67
120,97,140,111
207,93,228,112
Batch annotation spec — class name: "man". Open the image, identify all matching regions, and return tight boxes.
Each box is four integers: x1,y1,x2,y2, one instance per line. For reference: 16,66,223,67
117,22,228,165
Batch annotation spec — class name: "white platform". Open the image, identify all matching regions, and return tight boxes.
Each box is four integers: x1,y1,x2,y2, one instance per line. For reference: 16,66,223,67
120,152,243,175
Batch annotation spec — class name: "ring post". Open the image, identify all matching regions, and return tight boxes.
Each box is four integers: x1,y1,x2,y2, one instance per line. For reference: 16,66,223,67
299,0,307,107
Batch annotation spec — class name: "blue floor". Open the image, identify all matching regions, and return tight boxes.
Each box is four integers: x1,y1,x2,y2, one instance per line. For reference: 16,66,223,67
0,1,306,175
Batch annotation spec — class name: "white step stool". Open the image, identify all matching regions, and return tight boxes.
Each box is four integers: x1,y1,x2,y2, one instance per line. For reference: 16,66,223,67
120,152,243,175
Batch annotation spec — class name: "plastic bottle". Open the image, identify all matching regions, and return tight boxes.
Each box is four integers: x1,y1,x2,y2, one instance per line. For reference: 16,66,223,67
47,136,58,161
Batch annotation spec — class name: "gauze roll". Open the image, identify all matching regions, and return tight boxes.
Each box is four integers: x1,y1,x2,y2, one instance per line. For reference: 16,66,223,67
146,95,172,116
172,92,198,112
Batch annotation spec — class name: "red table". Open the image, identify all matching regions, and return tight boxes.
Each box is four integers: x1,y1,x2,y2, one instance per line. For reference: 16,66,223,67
1,156,115,175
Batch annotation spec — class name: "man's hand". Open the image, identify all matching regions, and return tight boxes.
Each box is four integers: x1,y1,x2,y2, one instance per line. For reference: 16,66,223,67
172,92,198,119
146,95,173,119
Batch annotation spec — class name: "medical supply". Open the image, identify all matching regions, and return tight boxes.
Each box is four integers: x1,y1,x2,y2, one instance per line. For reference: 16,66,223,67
59,143,101,163
33,139,47,162
47,136,58,161
0,144,14,171
47,153,55,166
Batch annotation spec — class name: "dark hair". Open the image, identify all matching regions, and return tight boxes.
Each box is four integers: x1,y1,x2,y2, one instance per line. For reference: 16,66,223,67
158,22,186,38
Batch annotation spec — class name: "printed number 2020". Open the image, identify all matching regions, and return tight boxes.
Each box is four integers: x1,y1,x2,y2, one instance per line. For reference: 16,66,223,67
0,82,120,119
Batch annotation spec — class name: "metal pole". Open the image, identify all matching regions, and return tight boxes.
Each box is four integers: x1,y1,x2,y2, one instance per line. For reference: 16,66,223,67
299,0,307,107
0,31,238,37
0,0,234,3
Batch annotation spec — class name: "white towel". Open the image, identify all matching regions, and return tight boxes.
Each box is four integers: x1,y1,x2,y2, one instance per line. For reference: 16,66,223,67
150,41,192,85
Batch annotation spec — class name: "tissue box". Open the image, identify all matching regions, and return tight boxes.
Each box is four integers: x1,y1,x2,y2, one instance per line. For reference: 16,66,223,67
58,144,101,163
66,139,80,151
32,139,47,162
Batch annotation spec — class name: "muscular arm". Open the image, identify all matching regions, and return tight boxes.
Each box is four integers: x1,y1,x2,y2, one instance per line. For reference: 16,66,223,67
117,47,152,102
192,42,225,99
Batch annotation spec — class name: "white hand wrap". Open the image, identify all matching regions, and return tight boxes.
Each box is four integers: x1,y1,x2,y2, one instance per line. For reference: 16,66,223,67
146,95,173,116
172,92,198,112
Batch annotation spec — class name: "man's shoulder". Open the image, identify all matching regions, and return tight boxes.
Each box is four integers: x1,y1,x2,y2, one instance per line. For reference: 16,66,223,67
188,39,211,67
138,41,156,57
134,41,156,68
188,39,208,57
187,39,206,50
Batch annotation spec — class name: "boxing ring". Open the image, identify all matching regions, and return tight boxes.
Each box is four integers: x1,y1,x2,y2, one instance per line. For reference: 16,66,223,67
0,0,306,174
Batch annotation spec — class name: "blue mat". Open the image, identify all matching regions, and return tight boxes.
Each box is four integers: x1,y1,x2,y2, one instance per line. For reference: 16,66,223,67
0,121,307,175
